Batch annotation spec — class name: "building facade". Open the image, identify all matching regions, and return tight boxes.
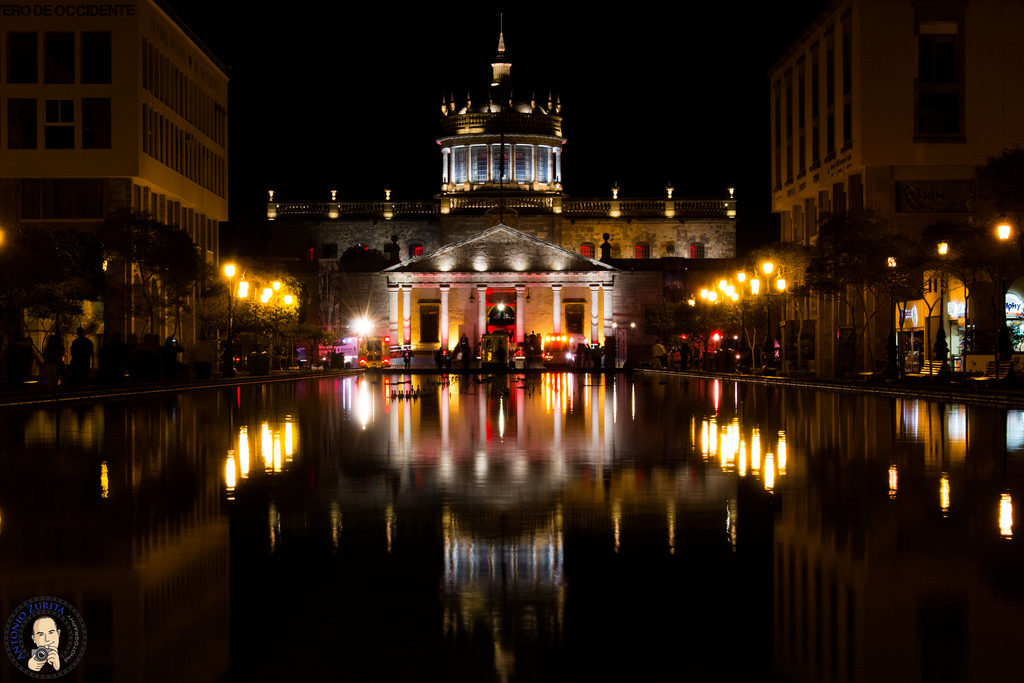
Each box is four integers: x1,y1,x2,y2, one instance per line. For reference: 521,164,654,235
769,0,1024,376
0,0,228,346
267,31,736,352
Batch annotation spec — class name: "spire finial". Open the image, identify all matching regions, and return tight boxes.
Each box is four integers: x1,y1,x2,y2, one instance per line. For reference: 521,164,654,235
498,13,505,54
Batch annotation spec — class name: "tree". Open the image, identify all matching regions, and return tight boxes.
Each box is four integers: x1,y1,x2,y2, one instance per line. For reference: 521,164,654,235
805,210,906,372
99,211,201,334
0,225,103,340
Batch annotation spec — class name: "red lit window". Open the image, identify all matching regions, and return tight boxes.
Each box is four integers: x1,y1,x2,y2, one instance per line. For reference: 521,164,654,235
412,244,424,257
690,242,706,259
634,242,650,259
580,242,594,258
306,247,315,261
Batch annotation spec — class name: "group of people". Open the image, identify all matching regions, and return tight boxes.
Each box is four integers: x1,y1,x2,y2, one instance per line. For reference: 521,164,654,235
3,328,193,390
650,339,693,370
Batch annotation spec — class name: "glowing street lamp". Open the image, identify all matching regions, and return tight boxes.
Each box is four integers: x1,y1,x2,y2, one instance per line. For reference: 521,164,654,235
997,221,1012,241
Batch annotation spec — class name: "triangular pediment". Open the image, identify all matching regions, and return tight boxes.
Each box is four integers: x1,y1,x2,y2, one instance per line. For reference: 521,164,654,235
383,224,615,273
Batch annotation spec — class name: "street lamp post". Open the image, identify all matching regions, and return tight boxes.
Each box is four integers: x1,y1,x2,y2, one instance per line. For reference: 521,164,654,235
886,256,899,380
223,263,236,377
997,221,1013,379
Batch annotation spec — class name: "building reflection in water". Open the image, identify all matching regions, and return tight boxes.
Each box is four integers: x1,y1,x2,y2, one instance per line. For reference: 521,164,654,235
772,393,1023,683
2,375,1021,680
0,396,233,682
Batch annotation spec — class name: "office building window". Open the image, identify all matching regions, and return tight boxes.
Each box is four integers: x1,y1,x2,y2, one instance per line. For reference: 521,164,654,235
8,32,38,83
841,12,853,148
773,80,782,187
826,30,835,158
44,99,74,149
21,179,103,219
44,33,74,84
82,98,111,149
7,98,37,149
811,42,820,167
916,21,962,138
798,57,806,177
81,32,112,83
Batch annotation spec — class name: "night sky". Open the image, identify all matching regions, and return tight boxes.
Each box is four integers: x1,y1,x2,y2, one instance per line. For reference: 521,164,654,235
164,2,828,252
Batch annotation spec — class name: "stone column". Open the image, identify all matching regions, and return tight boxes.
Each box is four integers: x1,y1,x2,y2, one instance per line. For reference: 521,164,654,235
551,283,562,334
402,284,412,346
388,284,400,344
515,284,526,344
439,284,451,350
603,283,614,340
477,284,488,341
589,283,601,344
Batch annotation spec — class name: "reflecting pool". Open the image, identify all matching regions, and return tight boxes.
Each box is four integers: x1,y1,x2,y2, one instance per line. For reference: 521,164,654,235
0,373,1022,681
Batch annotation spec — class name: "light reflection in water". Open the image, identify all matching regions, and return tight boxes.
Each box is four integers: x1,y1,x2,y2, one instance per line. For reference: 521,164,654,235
1000,493,1013,538
5,373,1021,680
100,461,109,499
940,473,950,514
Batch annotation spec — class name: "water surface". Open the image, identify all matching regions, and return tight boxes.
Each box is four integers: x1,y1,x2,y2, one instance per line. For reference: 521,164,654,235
1,373,1021,681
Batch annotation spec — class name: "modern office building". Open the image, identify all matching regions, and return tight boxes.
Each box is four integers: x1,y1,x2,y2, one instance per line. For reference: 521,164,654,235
769,0,1024,376
0,0,227,346
267,31,737,353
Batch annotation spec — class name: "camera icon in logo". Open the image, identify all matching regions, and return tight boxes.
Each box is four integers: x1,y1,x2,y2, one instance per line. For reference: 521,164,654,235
31,646,51,663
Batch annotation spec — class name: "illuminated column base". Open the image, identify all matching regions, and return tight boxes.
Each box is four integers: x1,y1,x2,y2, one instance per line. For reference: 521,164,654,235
603,284,614,340
477,284,487,340
589,283,600,344
552,284,562,334
402,284,412,346
388,285,400,344
440,284,450,350
516,284,526,344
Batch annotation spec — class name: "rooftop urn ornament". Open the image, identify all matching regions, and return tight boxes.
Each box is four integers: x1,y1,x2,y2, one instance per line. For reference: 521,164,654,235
385,186,392,201
268,189,275,201
666,183,674,199
330,189,337,201
611,182,620,200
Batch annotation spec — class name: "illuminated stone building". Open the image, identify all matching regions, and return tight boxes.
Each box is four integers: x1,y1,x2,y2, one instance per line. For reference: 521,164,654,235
770,0,1024,376
267,31,736,350
0,0,227,345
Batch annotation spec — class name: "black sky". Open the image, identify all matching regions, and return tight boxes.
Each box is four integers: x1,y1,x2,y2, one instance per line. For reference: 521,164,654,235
164,2,828,252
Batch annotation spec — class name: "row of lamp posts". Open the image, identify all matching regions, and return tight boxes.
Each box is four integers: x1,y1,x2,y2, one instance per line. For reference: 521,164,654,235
222,262,296,377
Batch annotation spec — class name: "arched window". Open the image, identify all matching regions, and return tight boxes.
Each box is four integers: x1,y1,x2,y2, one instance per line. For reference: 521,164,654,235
634,242,650,259
580,242,595,259
690,242,706,259
409,243,424,258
